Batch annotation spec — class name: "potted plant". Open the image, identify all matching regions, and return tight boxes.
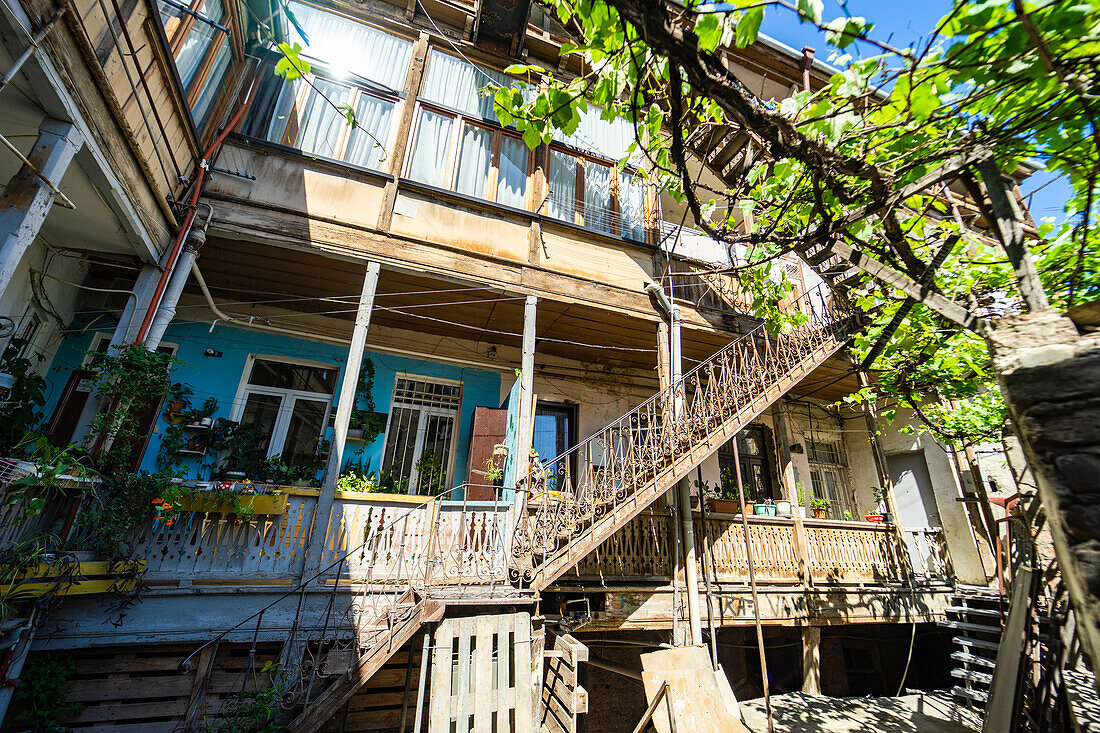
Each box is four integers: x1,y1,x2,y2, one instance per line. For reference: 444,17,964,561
166,383,194,416
865,510,884,523
753,498,776,516
795,482,808,518
871,486,893,523
775,498,792,515
810,496,830,519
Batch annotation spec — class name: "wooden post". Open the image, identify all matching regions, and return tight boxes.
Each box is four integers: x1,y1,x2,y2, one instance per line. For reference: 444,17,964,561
733,438,774,733
377,32,429,231
801,626,821,696
774,401,813,587
300,261,380,579
696,466,720,670
412,626,432,733
976,159,1048,312
515,294,537,513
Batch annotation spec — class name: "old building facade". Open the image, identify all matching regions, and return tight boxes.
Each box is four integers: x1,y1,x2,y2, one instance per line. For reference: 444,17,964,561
0,0,1000,728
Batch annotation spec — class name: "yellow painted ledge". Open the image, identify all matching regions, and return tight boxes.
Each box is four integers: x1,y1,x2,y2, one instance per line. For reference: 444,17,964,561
1,560,145,599
177,493,289,515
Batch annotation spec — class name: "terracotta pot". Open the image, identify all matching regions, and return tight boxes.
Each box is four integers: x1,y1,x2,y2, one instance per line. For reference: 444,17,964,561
707,498,741,514
811,507,828,519
865,514,884,523
168,400,186,414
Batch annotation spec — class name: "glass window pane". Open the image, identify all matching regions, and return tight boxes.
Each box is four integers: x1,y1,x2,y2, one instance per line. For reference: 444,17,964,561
407,110,454,188
286,1,412,90
173,19,219,89
584,162,612,233
294,78,354,160
191,41,232,127
619,171,645,241
547,150,576,222
455,125,493,199
280,398,327,467
240,393,282,453
497,136,528,208
248,360,336,393
416,414,454,495
382,406,419,491
344,94,394,170
420,49,517,121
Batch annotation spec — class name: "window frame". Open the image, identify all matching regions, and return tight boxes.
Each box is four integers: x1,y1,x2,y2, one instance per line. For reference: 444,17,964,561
379,374,463,496
229,355,337,462
405,100,535,209
542,143,642,238
159,0,239,112
806,436,855,520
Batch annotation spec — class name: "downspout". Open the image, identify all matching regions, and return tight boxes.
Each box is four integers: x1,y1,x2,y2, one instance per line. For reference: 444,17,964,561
133,74,259,345
145,205,211,348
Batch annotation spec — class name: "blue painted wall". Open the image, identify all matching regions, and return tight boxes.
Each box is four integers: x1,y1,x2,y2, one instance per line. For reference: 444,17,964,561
42,321,501,492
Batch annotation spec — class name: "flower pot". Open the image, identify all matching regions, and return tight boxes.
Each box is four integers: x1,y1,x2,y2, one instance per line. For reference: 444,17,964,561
865,514,884,523
690,495,700,509
753,504,776,516
168,400,186,414
797,506,808,518
882,512,894,524
811,507,828,519
775,501,792,515
707,498,741,514
346,428,365,442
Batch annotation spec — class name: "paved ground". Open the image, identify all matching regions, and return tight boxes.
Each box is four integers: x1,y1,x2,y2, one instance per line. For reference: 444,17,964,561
740,690,981,733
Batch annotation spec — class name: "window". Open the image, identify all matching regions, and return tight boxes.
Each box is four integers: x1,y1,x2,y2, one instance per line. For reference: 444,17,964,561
718,426,774,502
242,3,412,170
532,403,576,492
407,106,532,207
807,438,854,520
233,358,336,469
381,377,462,495
157,0,237,130
544,146,646,240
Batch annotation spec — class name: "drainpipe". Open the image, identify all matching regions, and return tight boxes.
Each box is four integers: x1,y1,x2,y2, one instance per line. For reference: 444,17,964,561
800,47,815,92
133,74,258,345
144,207,209,349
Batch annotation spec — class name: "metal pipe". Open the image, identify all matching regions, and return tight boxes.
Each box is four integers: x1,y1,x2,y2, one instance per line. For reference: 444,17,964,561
0,9,64,94
0,131,76,209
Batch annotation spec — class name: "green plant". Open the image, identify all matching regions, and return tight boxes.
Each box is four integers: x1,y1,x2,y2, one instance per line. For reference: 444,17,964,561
347,358,387,443
337,469,379,493
0,338,48,455
810,496,830,510
6,436,88,516
414,451,446,496
11,655,85,732
76,470,182,559
205,661,285,732
376,467,410,494
157,395,220,478
0,534,80,622
795,481,806,506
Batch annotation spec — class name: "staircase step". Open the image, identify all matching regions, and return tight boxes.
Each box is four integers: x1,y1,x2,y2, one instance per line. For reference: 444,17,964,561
952,635,1001,652
952,685,989,703
941,620,1004,635
951,651,998,669
946,605,1005,618
951,667,994,685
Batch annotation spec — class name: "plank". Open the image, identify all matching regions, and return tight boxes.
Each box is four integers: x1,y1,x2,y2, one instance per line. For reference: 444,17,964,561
473,615,494,732
66,676,193,701
69,699,189,723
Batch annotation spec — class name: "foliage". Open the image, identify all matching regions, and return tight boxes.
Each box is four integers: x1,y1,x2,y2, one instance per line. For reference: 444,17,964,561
414,451,447,496
76,470,183,559
0,534,81,622
205,661,285,733
337,469,379,492
0,339,48,454
348,358,387,443
810,496,830,510
484,0,1089,446
11,655,85,732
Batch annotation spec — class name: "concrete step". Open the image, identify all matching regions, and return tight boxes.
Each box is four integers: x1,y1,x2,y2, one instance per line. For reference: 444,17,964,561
951,650,998,669
941,620,1004,635
946,605,1004,619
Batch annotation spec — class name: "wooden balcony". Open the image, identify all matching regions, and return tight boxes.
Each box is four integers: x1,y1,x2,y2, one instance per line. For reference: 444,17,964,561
564,509,953,588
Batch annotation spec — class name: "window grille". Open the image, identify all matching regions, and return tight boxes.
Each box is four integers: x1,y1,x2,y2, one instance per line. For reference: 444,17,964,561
807,438,853,519
381,377,463,495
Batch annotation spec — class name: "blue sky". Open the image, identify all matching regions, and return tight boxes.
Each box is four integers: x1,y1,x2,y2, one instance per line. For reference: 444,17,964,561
756,1,1073,224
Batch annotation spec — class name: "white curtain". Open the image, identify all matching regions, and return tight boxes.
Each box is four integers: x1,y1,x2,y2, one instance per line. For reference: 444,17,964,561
407,109,454,188
295,78,354,159
584,162,612,233
619,171,645,241
552,106,638,164
547,150,576,221
288,1,412,90
263,77,301,143
420,49,515,121
496,136,528,208
455,124,492,198
345,94,395,170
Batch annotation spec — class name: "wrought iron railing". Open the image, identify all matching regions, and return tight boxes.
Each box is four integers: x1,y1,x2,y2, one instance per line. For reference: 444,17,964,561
177,484,518,724
510,282,860,588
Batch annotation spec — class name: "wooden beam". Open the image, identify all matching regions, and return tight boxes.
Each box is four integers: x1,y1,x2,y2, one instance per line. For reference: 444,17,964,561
976,159,1049,313
378,32,429,230
981,566,1033,733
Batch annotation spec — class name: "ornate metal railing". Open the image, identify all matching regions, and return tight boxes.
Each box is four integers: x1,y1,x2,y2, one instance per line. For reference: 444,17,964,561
511,282,860,589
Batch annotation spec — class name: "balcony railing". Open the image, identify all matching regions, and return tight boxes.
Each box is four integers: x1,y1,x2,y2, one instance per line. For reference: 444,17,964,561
568,509,951,587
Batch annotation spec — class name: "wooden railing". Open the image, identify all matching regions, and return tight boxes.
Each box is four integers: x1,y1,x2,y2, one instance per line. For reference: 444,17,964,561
135,488,510,586
568,510,951,587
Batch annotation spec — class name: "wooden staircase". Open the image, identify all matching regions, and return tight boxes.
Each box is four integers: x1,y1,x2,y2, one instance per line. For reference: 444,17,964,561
511,283,860,590
944,588,1005,709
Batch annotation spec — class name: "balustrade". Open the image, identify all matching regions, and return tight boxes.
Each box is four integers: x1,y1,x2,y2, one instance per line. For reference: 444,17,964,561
568,510,949,587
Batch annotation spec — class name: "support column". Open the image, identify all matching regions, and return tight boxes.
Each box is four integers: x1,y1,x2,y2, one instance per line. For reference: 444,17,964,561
801,626,821,696
515,294,537,505
0,119,82,299
678,477,703,646
145,229,205,349
300,261,380,579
